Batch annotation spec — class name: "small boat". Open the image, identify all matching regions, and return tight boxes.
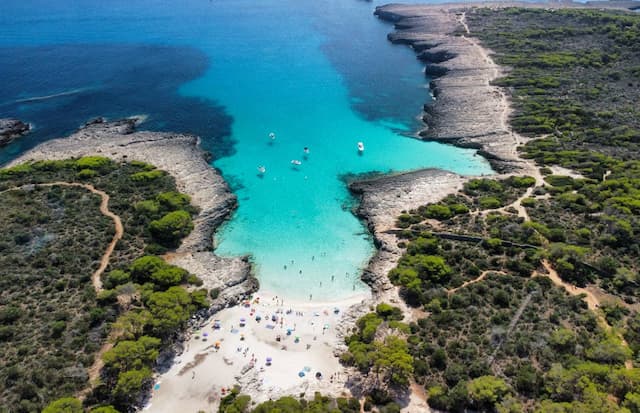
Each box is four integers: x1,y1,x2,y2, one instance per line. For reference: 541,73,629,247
357,141,364,152
257,165,266,174
303,147,310,155
269,132,276,140
291,159,302,166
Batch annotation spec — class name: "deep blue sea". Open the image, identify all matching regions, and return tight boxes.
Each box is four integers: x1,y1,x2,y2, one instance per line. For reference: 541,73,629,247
0,0,492,301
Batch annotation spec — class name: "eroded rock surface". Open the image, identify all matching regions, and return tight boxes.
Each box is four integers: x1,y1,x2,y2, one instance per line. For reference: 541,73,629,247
376,4,527,173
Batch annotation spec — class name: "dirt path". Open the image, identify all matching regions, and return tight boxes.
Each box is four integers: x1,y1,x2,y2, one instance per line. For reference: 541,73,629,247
2,182,123,292
1,181,125,394
538,260,633,369
448,270,506,295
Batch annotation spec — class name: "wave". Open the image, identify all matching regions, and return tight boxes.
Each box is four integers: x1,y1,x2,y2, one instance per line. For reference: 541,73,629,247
13,87,91,104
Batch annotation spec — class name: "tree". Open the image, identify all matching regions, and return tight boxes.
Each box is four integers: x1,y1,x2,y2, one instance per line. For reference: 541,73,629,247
145,287,194,337
149,210,193,247
112,309,152,340
467,375,510,409
103,336,161,372
374,336,414,387
156,191,191,212
42,398,83,413
399,254,451,285
104,269,131,289
150,266,188,288
90,407,120,413
130,256,166,282
113,367,152,402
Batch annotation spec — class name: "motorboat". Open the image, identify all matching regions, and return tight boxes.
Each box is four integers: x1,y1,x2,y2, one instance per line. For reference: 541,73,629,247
291,159,302,166
257,165,266,174
303,147,310,155
357,141,365,152
269,132,276,140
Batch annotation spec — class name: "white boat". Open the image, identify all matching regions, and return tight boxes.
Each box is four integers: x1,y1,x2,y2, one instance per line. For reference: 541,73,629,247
357,141,365,152
303,147,310,155
269,132,276,140
291,159,302,166
257,165,266,174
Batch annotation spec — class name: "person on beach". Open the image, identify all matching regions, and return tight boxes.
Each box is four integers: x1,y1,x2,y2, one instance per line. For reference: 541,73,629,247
309,294,312,300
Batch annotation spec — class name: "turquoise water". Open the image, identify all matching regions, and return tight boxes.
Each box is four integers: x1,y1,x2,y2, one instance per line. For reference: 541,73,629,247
0,0,492,301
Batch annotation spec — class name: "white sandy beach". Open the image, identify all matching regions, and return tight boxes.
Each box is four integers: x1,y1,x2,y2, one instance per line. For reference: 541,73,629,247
145,291,370,412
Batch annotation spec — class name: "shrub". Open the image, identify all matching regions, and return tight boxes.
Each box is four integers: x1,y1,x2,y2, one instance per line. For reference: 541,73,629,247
424,204,453,220
149,210,193,247
75,156,113,173
479,197,502,210
42,398,83,413
130,170,164,182
77,168,98,179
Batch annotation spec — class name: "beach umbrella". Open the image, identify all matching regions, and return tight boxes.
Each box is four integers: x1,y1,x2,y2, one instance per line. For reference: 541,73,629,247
315,372,322,379
324,324,330,329
203,332,209,337
240,318,246,322
255,315,262,321
266,357,272,366
303,366,311,372
298,371,305,377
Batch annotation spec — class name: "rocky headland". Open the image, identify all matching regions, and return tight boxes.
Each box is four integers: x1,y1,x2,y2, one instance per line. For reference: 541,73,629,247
375,4,528,174
8,117,257,310
0,118,31,146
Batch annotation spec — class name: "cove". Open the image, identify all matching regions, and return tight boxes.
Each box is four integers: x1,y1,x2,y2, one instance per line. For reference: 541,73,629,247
0,0,492,302
180,0,492,301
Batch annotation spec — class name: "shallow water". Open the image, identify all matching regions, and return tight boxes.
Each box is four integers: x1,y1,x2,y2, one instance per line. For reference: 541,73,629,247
0,0,492,301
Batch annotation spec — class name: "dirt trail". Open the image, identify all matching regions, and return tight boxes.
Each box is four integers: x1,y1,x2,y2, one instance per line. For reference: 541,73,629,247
539,260,633,369
448,270,506,295
1,181,125,395
2,181,123,291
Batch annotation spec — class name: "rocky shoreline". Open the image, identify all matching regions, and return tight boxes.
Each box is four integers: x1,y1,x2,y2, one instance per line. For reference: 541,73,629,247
350,169,468,294
8,117,258,309
375,4,527,174
0,118,31,146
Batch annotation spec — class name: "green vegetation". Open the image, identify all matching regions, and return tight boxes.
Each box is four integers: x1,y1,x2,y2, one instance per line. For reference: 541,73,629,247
0,157,202,412
339,305,413,407
217,389,381,413
373,7,640,412
465,8,640,300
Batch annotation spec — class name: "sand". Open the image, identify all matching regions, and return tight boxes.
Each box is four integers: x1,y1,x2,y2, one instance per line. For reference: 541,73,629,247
145,291,370,412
